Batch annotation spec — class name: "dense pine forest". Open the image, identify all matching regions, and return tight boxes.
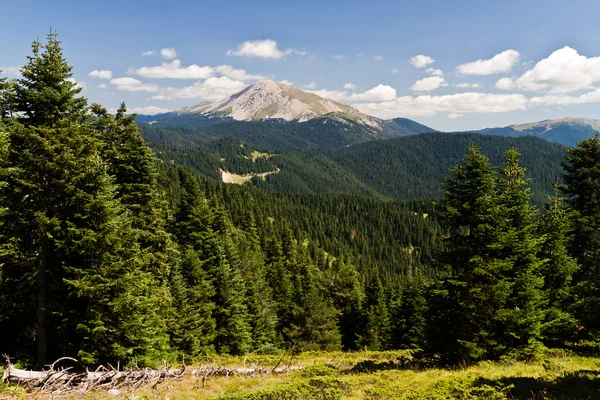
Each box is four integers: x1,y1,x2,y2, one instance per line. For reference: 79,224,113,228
3,34,600,374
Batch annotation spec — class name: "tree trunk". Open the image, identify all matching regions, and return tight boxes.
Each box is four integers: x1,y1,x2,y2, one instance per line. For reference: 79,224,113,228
36,239,48,368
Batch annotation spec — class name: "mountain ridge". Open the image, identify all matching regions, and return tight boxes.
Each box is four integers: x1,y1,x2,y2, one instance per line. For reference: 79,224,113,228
466,117,600,147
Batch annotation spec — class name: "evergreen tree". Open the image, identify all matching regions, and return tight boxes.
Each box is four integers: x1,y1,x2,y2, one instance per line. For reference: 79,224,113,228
390,278,428,350
285,284,342,352
168,248,216,357
326,259,363,350
539,192,579,346
357,272,390,351
236,211,278,348
434,144,511,363
560,135,600,333
91,103,177,277
496,148,545,352
264,237,294,337
174,169,252,355
16,33,86,127
0,32,172,367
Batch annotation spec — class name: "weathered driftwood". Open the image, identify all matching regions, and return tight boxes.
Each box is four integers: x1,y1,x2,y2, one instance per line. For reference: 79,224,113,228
2,355,302,394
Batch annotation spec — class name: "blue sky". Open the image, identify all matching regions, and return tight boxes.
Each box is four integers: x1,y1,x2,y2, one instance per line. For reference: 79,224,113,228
2,0,600,130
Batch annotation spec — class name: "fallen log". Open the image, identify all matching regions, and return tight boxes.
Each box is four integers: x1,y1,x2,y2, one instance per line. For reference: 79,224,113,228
2,355,303,394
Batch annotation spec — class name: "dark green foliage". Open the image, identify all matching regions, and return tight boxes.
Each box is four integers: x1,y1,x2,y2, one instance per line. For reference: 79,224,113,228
285,280,342,352
168,248,216,357
560,135,600,335
539,193,579,345
434,144,512,363
173,169,252,355
496,148,545,352
390,278,429,350
146,131,565,207
357,273,390,351
15,33,87,127
0,33,171,367
330,133,565,206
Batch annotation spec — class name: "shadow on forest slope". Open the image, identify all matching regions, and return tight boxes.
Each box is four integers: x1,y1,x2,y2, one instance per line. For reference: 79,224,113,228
474,369,600,399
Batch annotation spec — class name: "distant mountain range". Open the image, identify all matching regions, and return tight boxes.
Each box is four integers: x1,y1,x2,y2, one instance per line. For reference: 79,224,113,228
470,118,600,147
136,80,600,148
136,80,436,150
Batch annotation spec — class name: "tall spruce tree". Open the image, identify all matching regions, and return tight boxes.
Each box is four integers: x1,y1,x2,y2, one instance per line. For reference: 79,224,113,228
357,272,390,351
174,169,252,355
390,278,428,350
0,32,172,366
496,148,545,352
236,210,279,348
434,144,511,363
539,192,579,345
560,135,600,333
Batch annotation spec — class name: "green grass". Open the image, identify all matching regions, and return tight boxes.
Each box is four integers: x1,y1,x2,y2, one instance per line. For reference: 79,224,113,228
3,350,600,399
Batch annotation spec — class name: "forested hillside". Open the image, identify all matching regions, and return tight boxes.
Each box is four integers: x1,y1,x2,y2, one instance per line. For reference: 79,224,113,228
3,34,600,376
145,130,566,205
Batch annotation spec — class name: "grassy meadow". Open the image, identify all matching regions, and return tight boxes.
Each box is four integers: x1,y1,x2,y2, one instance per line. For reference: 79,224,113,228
3,350,600,399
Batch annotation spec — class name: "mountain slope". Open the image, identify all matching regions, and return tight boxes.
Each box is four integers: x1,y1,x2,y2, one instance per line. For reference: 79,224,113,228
181,79,382,128
329,132,565,205
383,117,438,135
473,117,600,147
136,80,436,150
147,132,566,206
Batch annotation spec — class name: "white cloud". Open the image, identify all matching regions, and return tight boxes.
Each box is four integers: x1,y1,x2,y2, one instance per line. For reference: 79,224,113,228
494,46,600,93
391,68,399,74
455,82,483,88
409,55,435,68
333,54,345,60
356,53,364,58
110,77,159,92
410,76,448,91
426,68,443,76
308,89,349,101
495,77,515,90
97,83,107,89
304,81,317,89
141,50,156,56
374,55,383,61
135,60,264,81
160,48,177,60
213,65,266,81
279,80,293,86
456,49,520,75
448,112,464,119
349,84,396,102
354,92,528,118
88,69,112,79
160,76,247,100
529,88,600,106
148,95,173,101
0,66,20,76
135,60,213,79
343,82,356,90
226,39,286,59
